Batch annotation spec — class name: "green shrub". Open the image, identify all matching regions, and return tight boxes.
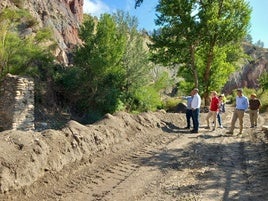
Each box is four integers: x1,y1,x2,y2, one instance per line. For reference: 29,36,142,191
259,90,268,113
163,97,180,111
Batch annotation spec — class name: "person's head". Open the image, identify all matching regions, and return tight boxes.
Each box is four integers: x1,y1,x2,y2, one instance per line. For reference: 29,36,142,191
237,88,243,97
211,91,217,97
250,93,257,99
218,95,222,100
192,88,199,95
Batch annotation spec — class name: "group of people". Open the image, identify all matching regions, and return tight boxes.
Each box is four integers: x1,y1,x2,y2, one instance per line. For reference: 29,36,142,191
182,88,261,134
226,88,261,134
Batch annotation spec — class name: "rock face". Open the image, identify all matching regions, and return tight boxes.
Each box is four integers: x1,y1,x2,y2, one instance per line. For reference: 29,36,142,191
0,0,84,65
222,44,268,94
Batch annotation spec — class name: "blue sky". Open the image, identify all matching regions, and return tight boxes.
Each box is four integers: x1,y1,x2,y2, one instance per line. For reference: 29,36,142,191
83,0,268,48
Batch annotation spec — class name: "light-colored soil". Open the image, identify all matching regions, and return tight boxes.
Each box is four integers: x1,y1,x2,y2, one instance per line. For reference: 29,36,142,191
0,106,267,201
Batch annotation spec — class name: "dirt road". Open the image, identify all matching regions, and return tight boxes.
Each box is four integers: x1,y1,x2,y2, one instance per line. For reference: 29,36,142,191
1,108,268,201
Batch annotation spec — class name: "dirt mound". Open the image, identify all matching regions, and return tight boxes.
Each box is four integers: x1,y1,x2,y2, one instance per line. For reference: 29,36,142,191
0,108,268,201
0,111,169,193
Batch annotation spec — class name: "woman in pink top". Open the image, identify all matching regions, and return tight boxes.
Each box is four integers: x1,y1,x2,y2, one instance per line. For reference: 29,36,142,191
205,91,219,130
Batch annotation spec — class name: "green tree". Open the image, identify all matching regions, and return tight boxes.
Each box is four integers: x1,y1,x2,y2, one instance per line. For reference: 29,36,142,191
244,34,253,44
112,11,158,111
0,8,54,78
60,12,163,119
150,0,251,104
73,13,127,114
255,40,264,48
259,72,268,93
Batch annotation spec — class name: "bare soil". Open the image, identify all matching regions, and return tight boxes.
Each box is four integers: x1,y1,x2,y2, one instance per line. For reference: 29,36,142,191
0,106,267,201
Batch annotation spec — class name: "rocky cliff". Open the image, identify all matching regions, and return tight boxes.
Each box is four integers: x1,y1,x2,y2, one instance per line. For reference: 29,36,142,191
0,0,84,65
222,44,268,94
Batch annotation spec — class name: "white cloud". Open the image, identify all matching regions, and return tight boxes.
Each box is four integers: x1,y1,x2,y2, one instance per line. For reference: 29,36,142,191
83,0,110,17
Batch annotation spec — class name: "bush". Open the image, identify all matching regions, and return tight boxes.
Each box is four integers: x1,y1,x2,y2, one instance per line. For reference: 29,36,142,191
163,97,180,112
259,91,268,113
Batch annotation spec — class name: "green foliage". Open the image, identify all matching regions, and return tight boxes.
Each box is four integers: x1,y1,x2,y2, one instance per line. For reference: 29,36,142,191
150,0,251,104
244,34,253,44
73,13,127,115
56,11,164,120
132,85,163,112
259,72,268,92
259,90,268,113
255,40,264,48
135,0,144,8
153,71,171,91
162,97,180,112
0,8,55,78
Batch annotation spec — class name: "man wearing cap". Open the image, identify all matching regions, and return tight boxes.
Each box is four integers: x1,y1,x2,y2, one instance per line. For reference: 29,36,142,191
191,88,201,133
226,88,249,135
249,93,261,128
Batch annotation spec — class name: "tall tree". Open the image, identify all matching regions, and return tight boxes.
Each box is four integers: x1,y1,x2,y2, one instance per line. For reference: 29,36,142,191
255,40,264,48
74,13,127,114
150,0,251,104
112,11,153,111
64,12,163,117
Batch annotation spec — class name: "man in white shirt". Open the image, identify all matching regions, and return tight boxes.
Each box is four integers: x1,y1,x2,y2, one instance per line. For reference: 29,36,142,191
191,88,201,133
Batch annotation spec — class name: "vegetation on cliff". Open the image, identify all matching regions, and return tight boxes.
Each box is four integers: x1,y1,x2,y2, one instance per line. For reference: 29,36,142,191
0,9,55,78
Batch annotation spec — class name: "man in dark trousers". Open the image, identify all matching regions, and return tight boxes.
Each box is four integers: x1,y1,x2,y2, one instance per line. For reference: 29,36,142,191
182,90,194,129
249,93,261,128
190,88,201,133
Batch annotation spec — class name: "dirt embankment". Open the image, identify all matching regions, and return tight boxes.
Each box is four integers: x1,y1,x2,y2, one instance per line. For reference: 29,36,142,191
0,107,268,201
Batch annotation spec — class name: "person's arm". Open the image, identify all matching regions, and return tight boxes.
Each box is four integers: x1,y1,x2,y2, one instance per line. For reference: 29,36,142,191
258,99,261,109
245,97,249,110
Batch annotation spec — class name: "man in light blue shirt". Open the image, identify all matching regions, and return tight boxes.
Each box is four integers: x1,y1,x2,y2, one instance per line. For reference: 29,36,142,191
226,88,249,135
182,91,194,129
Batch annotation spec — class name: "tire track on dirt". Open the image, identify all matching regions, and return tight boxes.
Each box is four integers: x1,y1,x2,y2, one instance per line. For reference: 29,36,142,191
136,112,268,201
11,127,178,201
75,134,179,201
1,111,267,201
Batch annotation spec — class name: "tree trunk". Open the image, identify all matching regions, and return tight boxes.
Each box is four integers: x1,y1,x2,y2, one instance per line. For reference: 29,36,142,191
189,45,198,88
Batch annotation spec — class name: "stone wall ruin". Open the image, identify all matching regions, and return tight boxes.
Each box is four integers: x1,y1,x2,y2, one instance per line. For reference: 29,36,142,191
0,74,34,131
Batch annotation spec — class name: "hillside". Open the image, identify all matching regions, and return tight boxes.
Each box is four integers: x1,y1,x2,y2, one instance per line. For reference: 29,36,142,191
223,43,268,94
0,0,83,65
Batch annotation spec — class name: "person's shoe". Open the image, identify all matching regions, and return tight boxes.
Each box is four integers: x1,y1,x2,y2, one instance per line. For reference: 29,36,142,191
219,125,223,129
190,130,198,133
184,126,190,129
226,131,233,135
